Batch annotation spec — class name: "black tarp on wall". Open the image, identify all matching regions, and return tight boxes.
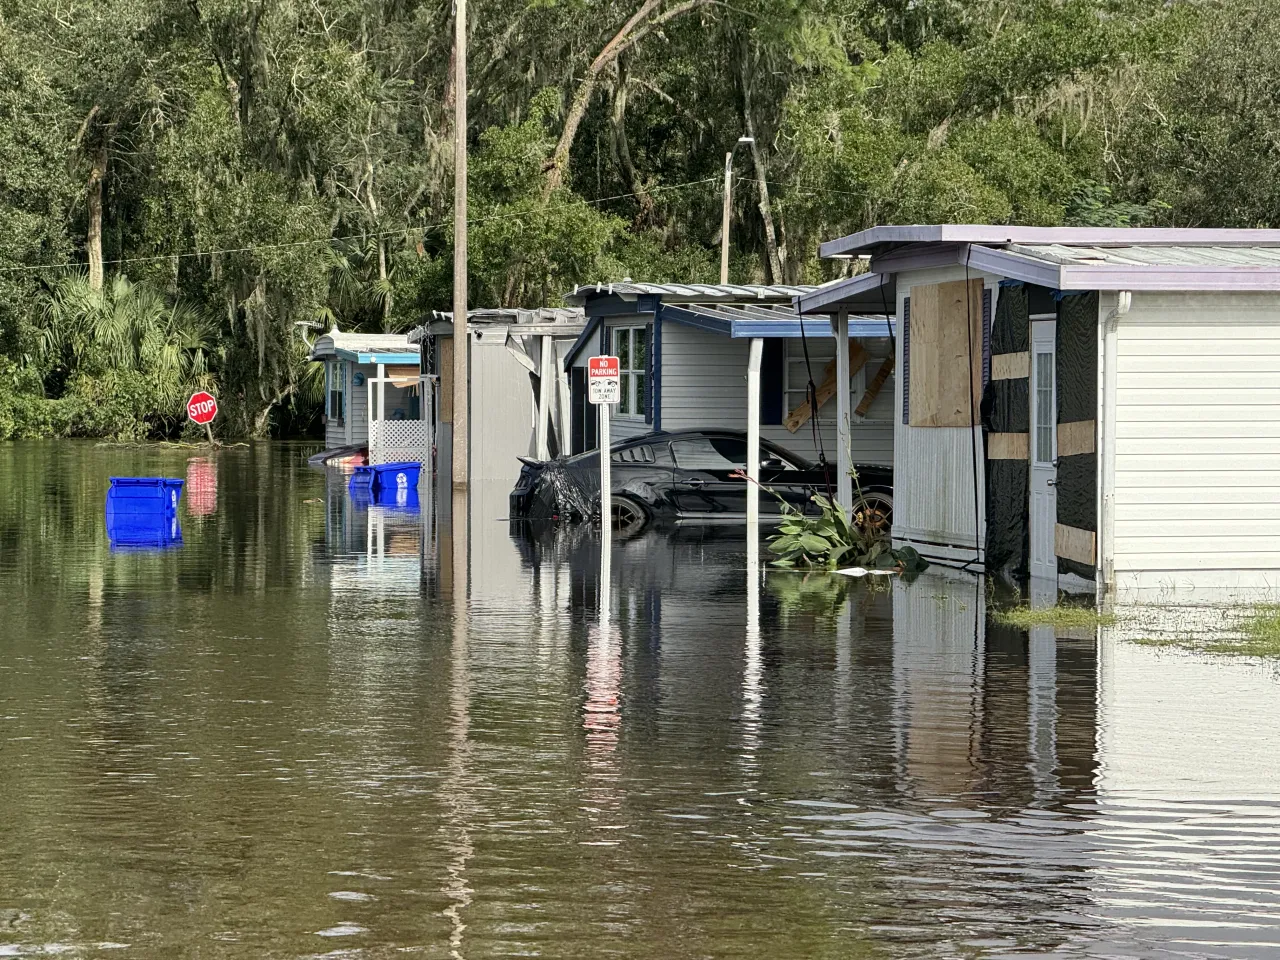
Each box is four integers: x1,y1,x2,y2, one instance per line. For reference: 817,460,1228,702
984,283,1031,583
1056,292,1098,580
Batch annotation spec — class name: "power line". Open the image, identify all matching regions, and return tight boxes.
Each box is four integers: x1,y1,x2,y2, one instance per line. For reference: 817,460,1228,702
0,177,719,277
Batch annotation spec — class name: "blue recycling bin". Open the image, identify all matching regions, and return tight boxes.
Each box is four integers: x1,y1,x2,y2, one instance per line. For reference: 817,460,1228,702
372,482,421,512
348,462,421,495
105,477,185,551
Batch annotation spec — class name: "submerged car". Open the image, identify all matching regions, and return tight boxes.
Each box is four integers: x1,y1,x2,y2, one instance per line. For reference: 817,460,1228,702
510,429,892,534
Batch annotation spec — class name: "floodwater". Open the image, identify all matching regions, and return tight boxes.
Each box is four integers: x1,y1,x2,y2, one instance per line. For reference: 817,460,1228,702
2,442,1280,959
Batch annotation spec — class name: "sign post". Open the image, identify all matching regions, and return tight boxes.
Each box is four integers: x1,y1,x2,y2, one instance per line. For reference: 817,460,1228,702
186,391,219,445
588,355,618,618
588,355,619,519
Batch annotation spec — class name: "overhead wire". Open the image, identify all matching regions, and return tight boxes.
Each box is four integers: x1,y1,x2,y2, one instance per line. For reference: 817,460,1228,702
0,177,719,277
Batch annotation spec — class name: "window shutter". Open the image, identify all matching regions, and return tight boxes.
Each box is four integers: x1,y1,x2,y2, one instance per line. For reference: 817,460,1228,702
644,321,654,424
901,298,911,425
762,339,785,425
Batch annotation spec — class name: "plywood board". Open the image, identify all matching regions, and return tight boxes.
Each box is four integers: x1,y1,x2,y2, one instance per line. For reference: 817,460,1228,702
988,432,1029,460
439,337,454,424
784,340,868,433
908,279,985,428
1055,523,1096,565
1057,419,1096,457
991,351,1030,381
855,356,895,417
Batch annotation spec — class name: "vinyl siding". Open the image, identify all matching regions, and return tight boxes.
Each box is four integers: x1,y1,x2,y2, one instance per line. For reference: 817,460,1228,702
658,323,894,466
470,335,536,484
1112,292,1280,584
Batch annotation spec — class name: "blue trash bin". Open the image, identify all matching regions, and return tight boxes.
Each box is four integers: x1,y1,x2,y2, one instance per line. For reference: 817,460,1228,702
105,477,185,550
349,465,376,490
370,462,421,493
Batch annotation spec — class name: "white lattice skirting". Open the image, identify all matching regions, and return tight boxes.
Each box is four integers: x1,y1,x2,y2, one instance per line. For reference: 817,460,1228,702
369,420,428,465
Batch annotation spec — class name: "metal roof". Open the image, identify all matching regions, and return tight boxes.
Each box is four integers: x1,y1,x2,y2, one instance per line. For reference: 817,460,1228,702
820,225,1280,259
564,281,815,305
406,307,585,343
661,302,895,339
309,330,420,363
1008,243,1280,268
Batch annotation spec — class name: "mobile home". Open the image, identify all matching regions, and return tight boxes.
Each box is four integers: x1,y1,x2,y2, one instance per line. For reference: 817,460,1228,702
797,225,1280,598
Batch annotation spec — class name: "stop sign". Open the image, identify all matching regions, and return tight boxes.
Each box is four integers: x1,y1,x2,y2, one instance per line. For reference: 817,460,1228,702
187,391,219,425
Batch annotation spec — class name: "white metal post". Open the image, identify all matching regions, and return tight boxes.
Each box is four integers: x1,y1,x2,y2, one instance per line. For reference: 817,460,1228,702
834,308,852,515
556,342,573,456
367,371,375,462
536,335,552,460
377,362,386,424
746,337,763,566
599,399,611,626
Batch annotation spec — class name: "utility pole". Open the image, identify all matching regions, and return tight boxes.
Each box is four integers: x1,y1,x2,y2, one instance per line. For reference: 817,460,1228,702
451,0,469,489
719,136,753,285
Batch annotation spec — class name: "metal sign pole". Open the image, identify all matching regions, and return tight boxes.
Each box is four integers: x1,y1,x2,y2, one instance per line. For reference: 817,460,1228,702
599,398,611,630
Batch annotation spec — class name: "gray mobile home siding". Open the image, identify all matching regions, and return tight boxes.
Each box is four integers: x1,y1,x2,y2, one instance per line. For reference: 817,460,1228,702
659,323,895,466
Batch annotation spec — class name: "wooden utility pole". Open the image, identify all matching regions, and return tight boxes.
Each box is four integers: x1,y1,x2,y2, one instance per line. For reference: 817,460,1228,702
451,0,469,489
719,150,733,286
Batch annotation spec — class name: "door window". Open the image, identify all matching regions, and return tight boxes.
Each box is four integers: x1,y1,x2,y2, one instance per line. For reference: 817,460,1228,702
1034,351,1054,463
671,437,748,470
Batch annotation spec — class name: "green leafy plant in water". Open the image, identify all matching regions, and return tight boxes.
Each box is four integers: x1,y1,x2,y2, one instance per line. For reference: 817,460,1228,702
734,468,926,574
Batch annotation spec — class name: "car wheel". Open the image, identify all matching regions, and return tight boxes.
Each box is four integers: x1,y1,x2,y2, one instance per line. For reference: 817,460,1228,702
610,495,649,536
853,491,893,540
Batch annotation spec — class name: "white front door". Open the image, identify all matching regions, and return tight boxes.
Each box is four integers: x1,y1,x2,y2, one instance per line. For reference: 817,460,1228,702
1029,320,1058,581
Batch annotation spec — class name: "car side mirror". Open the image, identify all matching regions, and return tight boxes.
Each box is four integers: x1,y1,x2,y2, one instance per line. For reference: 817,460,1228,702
761,457,785,470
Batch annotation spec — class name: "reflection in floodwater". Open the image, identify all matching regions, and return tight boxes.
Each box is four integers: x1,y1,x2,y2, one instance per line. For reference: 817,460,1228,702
3,443,1280,958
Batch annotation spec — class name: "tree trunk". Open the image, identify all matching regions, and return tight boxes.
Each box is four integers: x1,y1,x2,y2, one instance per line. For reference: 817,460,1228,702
738,45,785,283
610,59,654,224
87,142,107,291
365,157,392,329
544,0,711,196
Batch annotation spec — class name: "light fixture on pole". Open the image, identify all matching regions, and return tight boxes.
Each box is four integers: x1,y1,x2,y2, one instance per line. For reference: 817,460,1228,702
719,135,754,285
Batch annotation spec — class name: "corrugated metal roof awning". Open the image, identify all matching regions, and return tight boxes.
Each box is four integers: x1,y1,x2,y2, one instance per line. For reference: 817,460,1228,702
661,302,894,338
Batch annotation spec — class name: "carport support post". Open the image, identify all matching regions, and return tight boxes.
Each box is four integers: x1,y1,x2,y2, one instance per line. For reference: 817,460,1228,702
746,337,763,563
834,308,852,516
536,335,553,460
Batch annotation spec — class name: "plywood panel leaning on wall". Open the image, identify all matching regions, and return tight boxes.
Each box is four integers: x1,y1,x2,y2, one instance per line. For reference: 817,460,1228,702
439,337,454,424
909,279,985,428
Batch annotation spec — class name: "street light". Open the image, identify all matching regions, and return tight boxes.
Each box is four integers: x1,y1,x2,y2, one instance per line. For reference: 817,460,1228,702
720,135,754,285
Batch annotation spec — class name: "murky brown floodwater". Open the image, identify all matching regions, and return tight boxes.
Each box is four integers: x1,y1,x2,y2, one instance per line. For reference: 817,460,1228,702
2,441,1280,959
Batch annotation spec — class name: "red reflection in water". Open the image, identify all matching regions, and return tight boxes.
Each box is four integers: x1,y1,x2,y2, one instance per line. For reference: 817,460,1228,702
185,458,217,515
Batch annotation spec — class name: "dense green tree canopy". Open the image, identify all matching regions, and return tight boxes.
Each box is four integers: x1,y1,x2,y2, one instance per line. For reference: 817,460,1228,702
0,0,1263,437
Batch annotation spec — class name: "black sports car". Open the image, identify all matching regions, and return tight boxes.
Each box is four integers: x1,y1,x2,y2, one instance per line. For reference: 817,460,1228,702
510,429,893,534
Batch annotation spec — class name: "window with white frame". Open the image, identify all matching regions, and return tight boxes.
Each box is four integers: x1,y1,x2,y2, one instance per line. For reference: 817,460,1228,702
611,326,648,418
784,339,841,424
327,360,346,423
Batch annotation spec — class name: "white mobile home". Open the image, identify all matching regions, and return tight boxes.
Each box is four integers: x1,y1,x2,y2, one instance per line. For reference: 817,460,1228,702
561,283,896,512
308,330,424,464
797,225,1280,598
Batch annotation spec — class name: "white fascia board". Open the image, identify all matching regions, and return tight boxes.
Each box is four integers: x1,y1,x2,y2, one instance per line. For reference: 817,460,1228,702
1060,264,1280,291
794,272,889,315
963,245,1064,288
